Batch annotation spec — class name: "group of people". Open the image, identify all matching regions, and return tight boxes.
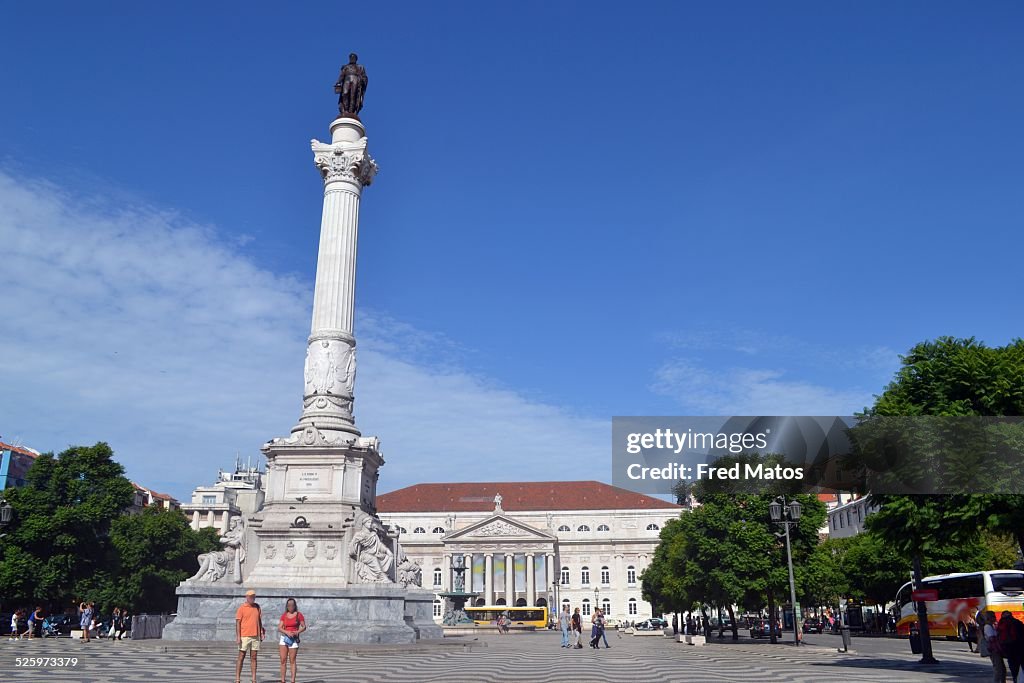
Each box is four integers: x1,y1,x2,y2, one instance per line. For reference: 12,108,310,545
234,589,307,683
7,606,45,639
76,602,131,642
979,609,1024,683
557,605,611,649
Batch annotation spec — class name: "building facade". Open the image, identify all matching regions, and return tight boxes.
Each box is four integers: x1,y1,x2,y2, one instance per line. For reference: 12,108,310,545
181,461,265,532
826,495,879,539
0,440,40,489
377,481,681,623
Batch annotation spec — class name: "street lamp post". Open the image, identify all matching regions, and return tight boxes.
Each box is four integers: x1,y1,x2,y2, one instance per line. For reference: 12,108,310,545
769,496,802,647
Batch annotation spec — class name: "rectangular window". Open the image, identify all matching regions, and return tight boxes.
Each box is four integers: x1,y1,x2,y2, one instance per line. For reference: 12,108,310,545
560,568,570,585
581,569,590,585
433,602,442,617
202,495,216,505
628,601,638,615
582,602,591,616
627,568,636,584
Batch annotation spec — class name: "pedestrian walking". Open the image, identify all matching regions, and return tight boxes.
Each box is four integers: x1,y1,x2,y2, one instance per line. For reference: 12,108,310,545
589,610,600,648
28,607,43,639
235,589,266,683
597,610,610,648
985,611,1007,682
277,598,305,683
998,610,1024,683
571,608,583,648
559,605,571,648
109,607,121,640
119,611,132,640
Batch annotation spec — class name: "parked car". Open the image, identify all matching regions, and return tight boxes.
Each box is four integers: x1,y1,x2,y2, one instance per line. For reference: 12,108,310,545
635,618,667,631
802,617,824,634
749,619,783,639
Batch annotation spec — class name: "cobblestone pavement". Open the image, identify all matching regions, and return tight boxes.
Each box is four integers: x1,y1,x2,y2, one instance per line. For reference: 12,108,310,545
0,631,996,682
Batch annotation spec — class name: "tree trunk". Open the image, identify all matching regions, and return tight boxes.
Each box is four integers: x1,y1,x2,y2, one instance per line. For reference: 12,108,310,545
727,604,739,640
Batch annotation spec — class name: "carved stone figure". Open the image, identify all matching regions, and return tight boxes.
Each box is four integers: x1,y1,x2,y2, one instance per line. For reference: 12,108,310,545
396,546,422,588
493,492,503,512
454,557,466,593
350,510,394,583
335,53,368,118
190,516,246,583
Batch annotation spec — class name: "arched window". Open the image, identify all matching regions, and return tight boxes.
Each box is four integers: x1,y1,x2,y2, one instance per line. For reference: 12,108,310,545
628,598,638,615
495,598,506,606
597,524,610,532
397,526,407,534
474,598,486,606
515,598,527,607
600,566,610,585
646,523,660,531
560,566,570,585
413,527,426,534
601,598,611,615
577,525,590,532
431,526,445,534
562,598,571,612
581,566,590,585
557,525,571,532
433,568,442,587
627,565,637,585
536,597,548,607
582,599,591,616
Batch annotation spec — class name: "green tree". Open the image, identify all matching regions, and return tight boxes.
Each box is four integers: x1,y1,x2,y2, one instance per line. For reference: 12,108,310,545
641,517,693,616
648,453,827,640
0,443,135,606
101,508,220,613
847,337,1024,661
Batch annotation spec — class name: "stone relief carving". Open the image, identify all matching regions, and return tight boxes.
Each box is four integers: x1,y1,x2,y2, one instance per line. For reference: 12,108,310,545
189,516,246,583
325,543,338,561
303,340,356,397
349,510,395,583
285,541,297,561
396,546,422,588
472,520,523,537
263,543,277,560
304,541,318,562
312,141,378,186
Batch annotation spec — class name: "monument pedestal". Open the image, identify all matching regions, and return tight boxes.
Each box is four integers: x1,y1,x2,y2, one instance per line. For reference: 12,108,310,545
162,584,441,643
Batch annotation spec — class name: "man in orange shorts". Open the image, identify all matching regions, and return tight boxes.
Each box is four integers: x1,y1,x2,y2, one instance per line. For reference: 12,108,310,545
235,589,265,683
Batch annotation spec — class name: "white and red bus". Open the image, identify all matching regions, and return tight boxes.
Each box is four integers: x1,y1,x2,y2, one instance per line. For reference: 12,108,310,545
894,570,1024,639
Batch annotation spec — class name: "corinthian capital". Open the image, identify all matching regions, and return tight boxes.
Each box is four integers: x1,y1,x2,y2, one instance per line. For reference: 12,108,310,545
311,140,378,186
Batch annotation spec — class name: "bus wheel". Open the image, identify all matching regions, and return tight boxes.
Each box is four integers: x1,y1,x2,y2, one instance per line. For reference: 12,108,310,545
957,623,967,642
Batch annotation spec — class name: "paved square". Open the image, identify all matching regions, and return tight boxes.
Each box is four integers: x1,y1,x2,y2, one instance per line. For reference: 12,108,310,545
0,631,996,682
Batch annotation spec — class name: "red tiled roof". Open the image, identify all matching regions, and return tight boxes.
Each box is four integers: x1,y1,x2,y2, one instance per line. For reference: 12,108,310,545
377,481,681,513
0,441,39,458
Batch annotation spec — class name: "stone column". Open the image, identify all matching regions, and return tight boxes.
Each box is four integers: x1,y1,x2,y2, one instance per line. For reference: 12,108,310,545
443,553,452,592
504,553,514,606
526,553,535,607
191,510,199,530
464,553,473,592
294,118,378,444
484,553,494,604
545,552,554,606
614,553,625,620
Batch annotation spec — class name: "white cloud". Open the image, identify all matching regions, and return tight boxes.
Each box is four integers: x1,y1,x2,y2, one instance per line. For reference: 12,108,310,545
0,170,606,499
651,359,874,416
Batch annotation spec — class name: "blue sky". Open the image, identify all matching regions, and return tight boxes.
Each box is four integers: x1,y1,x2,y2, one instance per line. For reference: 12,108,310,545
1,2,1021,499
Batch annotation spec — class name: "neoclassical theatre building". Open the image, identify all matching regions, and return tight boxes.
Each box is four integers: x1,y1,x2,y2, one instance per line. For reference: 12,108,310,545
376,481,681,623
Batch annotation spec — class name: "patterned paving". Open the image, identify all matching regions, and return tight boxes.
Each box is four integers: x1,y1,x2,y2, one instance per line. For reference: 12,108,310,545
0,631,996,682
